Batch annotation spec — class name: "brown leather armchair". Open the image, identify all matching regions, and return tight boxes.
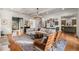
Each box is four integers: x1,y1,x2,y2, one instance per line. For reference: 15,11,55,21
7,34,23,51
34,31,79,51
33,32,58,51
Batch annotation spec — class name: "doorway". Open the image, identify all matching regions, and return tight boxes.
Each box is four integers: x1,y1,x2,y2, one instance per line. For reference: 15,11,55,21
12,17,23,36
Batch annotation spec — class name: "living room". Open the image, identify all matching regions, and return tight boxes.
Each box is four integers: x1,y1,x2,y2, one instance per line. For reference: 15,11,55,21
0,8,79,51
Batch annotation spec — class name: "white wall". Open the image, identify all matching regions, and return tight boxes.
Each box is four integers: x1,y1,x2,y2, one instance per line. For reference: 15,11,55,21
0,9,30,34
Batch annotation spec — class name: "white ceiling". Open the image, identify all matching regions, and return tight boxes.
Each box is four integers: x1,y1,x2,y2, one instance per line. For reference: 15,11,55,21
0,8,77,17
9,8,57,16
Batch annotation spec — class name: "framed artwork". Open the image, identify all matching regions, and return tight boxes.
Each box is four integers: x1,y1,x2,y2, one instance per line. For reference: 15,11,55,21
72,19,76,25
55,21,58,25
12,17,23,30
12,19,19,30
61,20,66,25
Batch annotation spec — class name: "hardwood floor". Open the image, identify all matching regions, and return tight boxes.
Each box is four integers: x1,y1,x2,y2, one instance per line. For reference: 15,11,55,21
0,36,10,51
14,35,33,51
0,35,33,51
0,33,79,51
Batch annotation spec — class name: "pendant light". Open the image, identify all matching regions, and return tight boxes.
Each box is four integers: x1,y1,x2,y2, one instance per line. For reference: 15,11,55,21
33,8,42,19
